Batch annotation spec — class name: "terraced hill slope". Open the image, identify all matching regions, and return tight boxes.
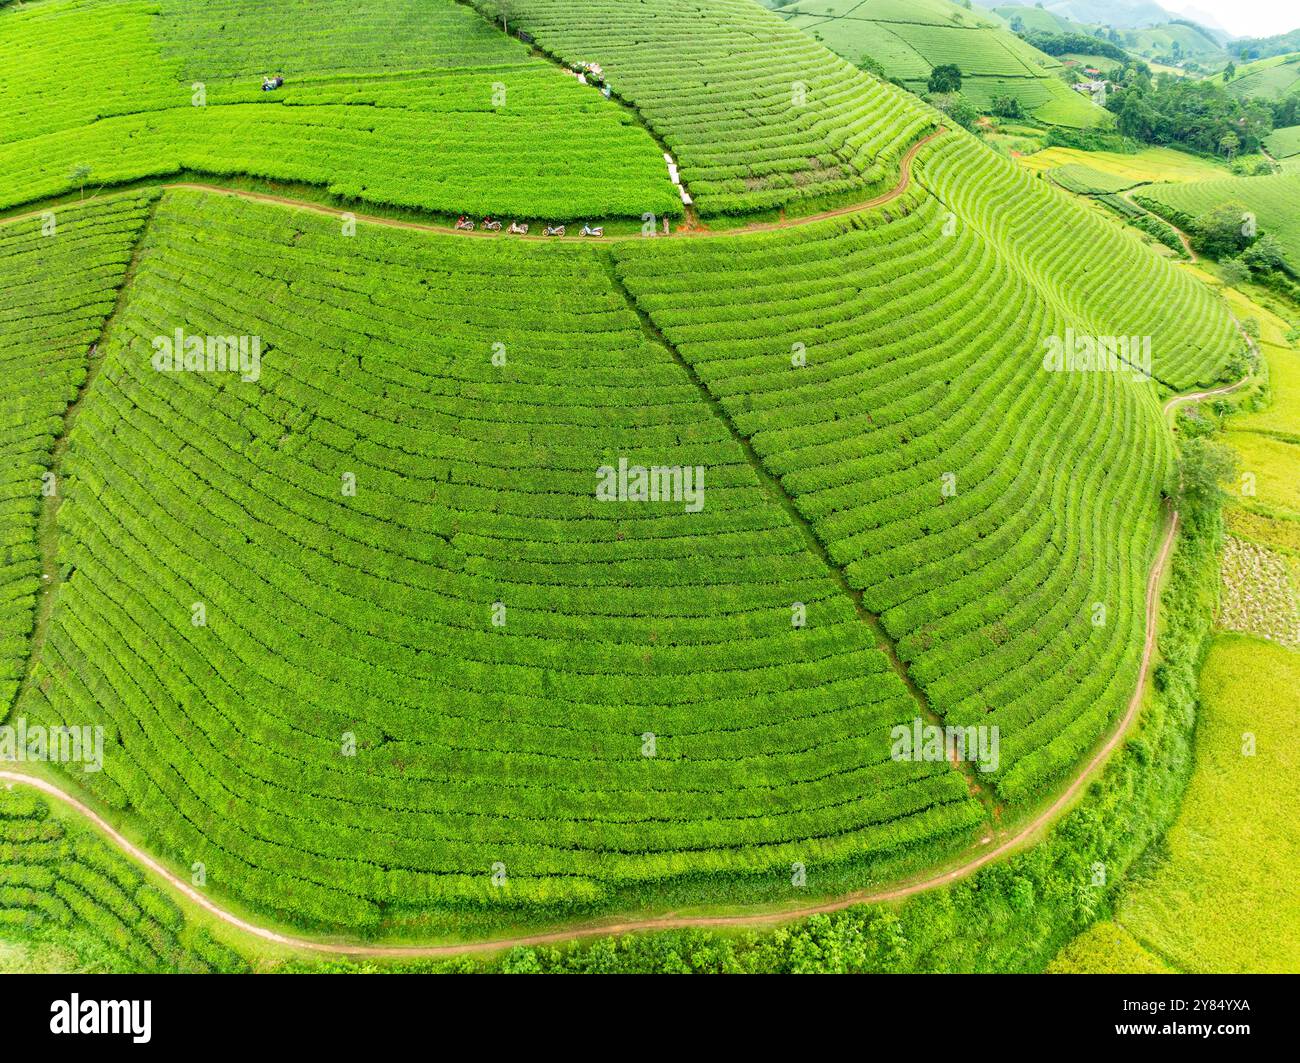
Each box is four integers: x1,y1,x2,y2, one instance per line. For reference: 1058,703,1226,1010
1266,125,1300,162
468,0,938,215
0,786,241,971
1137,172,1300,273
924,133,1237,389
0,192,155,715
0,0,677,220
615,137,1228,800
0,0,1244,944
1227,54,1300,102
12,188,990,934
777,0,1110,128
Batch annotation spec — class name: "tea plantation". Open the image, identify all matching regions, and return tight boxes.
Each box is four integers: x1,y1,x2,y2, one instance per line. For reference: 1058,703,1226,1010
0,0,1246,952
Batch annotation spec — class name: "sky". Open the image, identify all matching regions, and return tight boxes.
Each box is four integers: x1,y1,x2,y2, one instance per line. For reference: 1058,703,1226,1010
1159,1,1298,38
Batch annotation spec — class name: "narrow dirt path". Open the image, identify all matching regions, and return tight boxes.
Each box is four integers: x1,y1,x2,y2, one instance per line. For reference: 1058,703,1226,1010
1117,188,1200,262
0,392,1212,959
0,128,946,243
0,123,1246,961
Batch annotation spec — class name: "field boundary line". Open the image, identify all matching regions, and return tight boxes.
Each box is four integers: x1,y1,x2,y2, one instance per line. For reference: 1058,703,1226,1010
0,128,946,244
10,195,160,716
3,372,1256,959
602,255,993,812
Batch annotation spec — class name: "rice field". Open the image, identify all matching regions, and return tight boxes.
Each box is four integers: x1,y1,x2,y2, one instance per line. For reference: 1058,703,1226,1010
1116,634,1300,973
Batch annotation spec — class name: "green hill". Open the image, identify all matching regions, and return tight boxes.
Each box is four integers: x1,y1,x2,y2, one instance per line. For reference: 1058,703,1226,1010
1,0,1243,944
1226,53,1300,101
1137,172,1300,273
0,0,679,221
775,0,1111,127
991,3,1231,69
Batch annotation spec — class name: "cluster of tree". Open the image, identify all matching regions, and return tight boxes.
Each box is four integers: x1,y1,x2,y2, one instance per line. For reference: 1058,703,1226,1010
926,93,980,133
1269,93,1299,130
920,65,982,132
1105,64,1274,156
927,64,961,95
1188,202,1293,291
1232,29,1300,64
991,95,1025,120
1020,30,1129,63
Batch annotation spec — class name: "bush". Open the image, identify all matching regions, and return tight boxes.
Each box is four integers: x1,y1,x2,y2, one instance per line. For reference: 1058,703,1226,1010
928,64,962,94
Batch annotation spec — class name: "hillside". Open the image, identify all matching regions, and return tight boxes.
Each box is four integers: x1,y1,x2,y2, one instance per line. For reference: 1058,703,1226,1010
1136,172,1300,272
1,0,1243,944
990,3,1229,68
773,0,1111,127
0,0,679,221
0,786,243,971
1226,53,1300,101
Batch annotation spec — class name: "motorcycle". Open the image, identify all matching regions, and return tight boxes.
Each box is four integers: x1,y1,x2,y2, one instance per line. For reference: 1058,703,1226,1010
508,221,529,235
580,224,604,238
454,217,475,232
544,225,566,237
482,218,502,232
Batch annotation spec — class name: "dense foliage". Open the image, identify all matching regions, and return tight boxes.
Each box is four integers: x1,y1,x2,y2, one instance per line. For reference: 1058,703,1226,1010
1020,30,1129,63
1106,66,1275,157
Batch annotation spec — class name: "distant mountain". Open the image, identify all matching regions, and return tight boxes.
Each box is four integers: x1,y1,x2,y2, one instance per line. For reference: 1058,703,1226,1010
978,1,1173,30
988,2,1232,68
1169,6,1235,41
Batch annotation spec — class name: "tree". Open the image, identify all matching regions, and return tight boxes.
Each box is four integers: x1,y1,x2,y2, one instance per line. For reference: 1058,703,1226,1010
858,54,886,80
1219,131,1240,158
1272,93,1299,128
1240,233,1289,274
1223,62,1236,82
484,0,513,34
1190,201,1254,259
991,94,1025,119
928,92,978,131
69,165,91,200
1219,258,1250,287
1174,438,1237,505
928,64,962,94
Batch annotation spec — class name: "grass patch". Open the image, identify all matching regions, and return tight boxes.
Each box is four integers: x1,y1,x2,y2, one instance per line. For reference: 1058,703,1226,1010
1117,634,1300,973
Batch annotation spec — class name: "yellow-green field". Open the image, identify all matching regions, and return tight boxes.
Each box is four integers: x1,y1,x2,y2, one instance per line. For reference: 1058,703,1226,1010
1225,431,1300,515
1016,146,1230,185
1222,288,1300,443
1115,635,1300,973
1047,921,1171,974
1229,507,1300,556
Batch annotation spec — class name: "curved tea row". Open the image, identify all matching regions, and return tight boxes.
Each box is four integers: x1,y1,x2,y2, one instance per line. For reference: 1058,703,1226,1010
13,189,984,933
